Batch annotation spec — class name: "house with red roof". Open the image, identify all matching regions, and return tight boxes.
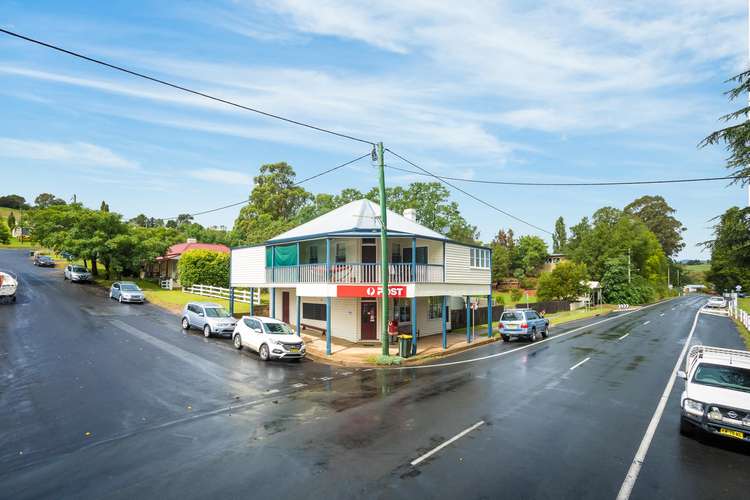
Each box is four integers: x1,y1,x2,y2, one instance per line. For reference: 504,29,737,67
145,238,229,287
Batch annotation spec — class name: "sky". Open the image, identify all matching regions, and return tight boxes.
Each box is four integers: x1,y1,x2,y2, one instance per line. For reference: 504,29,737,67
1,0,748,259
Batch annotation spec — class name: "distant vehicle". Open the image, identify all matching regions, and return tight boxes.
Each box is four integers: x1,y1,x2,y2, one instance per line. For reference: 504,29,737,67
63,265,91,283
181,302,237,338
679,346,750,442
33,255,55,267
498,309,549,342
109,282,144,303
232,316,305,361
0,270,18,304
706,296,727,309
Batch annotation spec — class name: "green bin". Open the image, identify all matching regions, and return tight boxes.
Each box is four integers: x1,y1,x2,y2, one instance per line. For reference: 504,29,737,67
398,334,413,358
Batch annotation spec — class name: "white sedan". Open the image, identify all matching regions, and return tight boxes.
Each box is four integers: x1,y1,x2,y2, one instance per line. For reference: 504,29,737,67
232,316,305,361
706,296,727,309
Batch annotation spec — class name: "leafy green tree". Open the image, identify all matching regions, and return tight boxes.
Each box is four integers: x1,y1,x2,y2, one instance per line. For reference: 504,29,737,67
7,211,16,230
490,228,516,283
0,219,10,244
537,261,589,301
704,206,750,292
177,249,230,288
0,194,28,209
34,193,66,208
552,216,567,253
601,257,655,304
516,235,548,276
176,213,194,226
700,70,750,183
510,288,523,302
100,201,110,212
624,195,685,257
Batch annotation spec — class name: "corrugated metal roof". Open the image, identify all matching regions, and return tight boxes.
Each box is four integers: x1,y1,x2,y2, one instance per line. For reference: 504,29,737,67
267,199,447,243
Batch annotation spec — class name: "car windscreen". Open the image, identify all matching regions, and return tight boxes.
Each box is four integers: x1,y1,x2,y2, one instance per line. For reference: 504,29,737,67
205,307,230,318
72,267,88,273
120,284,140,291
39,256,52,261
501,312,524,321
263,322,294,335
693,363,750,393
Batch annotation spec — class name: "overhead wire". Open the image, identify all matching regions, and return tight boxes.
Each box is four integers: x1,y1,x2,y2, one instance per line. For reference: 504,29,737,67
0,28,375,146
385,148,554,235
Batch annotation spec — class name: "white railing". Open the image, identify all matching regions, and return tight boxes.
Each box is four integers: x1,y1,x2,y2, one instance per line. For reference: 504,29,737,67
186,284,260,305
730,299,750,330
160,278,174,290
265,263,444,284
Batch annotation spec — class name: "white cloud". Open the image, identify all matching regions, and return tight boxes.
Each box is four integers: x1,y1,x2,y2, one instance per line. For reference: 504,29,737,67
188,168,253,186
0,137,138,169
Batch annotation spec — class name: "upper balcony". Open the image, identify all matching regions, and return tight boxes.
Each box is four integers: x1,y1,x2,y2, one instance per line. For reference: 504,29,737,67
266,262,444,284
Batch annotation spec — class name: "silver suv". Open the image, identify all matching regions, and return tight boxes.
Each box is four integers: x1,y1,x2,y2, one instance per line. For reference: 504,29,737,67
498,308,550,342
64,265,91,282
182,302,238,338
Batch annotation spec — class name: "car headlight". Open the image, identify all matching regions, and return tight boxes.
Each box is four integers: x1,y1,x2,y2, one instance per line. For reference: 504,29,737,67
683,399,704,417
742,416,750,427
707,407,723,421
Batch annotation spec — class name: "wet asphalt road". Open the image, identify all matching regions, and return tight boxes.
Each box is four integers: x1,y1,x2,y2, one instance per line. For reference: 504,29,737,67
1,249,749,499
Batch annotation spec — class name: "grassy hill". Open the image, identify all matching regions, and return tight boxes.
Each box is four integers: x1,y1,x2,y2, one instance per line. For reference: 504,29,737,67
683,263,710,273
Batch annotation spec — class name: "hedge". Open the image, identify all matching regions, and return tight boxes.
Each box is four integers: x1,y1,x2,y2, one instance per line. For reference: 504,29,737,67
177,249,229,288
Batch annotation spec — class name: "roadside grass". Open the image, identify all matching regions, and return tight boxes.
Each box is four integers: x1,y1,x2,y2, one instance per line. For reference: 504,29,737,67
735,298,750,349
492,290,538,306
684,263,710,273
0,237,33,249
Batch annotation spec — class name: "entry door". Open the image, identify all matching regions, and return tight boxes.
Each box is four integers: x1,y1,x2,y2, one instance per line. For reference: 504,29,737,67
361,245,376,282
361,301,377,340
282,292,290,324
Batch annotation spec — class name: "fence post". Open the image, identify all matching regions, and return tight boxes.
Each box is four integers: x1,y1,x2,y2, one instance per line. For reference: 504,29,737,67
250,287,255,315
229,287,235,315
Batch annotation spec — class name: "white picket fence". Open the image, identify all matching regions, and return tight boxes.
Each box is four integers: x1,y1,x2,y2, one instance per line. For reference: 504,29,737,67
186,284,260,305
729,299,750,329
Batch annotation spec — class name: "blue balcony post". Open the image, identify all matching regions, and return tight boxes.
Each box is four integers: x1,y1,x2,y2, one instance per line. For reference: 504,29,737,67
296,293,301,334
411,237,416,282
466,295,471,343
326,238,331,283
442,295,447,349
326,296,332,355
250,287,255,315
411,295,417,355
271,288,276,318
271,245,275,283
296,241,300,281
229,287,235,315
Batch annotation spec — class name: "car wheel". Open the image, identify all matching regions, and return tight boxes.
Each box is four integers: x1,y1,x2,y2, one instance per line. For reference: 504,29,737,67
118,295,123,303
529,329,537,342
502,334,510,342
233,334,243,350
203,325,212,338
541,327,549,339
259,344,270,361
679,417,695,437
181,317,190,330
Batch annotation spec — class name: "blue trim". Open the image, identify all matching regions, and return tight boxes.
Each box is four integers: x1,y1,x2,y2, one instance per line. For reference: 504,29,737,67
466,295,471,344
411,296,417,355
250,287,255,315
326,296,332,355
442,241,446,282
271,288,276,318
411,237,417,281
325,238,331,283
487,293,493,337
296,294,301,333
442,296,447,349
270,244,275,283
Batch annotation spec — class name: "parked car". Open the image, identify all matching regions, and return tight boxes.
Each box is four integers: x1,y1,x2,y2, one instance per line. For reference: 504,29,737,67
232,316,306,361
706,296,727,309
33,255,55,267
64,265,91,283
498,309,549,342
679,345,750,442
181,302,237,338
0,270,18,304
109,281,145,303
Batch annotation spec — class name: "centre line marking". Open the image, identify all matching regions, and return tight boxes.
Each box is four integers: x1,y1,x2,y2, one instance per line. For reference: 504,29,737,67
615,307,701,500
618,333,630,341
659,313,665,317
411,421,485,466
643,321,650,325
569,357,591,371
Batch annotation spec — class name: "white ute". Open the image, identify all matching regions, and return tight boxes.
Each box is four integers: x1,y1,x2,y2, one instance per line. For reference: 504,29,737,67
679,345,750,442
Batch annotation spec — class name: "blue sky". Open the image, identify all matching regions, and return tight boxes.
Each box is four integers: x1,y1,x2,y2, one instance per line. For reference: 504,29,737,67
1,0,747,258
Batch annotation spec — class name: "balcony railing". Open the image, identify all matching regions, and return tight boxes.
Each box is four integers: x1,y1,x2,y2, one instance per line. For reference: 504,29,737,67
265,263,444,284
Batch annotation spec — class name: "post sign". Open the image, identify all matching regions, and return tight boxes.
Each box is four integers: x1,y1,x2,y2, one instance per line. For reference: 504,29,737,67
337,285,408,298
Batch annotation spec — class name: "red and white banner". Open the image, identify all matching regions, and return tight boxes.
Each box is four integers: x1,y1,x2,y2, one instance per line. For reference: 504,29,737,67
337,285,408,298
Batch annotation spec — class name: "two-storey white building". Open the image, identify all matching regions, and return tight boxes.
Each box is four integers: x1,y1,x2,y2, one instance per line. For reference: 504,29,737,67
229,199,492,354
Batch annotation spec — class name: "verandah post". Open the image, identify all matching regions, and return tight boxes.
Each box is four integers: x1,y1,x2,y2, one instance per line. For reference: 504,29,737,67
411,295,417,355
442,295,447,349
466,295,471,343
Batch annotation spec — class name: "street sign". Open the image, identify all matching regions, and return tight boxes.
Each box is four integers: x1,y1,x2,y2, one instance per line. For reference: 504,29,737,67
737,285,743,292
336,285,408,298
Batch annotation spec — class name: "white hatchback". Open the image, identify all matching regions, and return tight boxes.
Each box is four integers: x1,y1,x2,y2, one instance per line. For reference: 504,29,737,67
232,316,305,361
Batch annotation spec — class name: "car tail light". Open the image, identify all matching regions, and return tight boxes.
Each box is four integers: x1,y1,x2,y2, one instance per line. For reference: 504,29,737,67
498,323,504,329
521,323,528,329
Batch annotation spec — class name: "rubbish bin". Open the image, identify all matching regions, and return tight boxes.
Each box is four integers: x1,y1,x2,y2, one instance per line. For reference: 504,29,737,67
398,334,413,358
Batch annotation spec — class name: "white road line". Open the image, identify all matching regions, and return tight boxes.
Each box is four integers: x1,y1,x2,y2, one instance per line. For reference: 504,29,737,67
320,376,333,381
410,421,485,466
292,383,307,388
643,321,650,325
569,357,591,371
266,389,280,394
615,307,701,500
659,313,665,317
399,298,679,370
618,333,630,341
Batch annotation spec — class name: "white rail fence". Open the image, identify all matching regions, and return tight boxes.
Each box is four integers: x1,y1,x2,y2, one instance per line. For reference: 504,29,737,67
186,284,260,305
729,299,750,329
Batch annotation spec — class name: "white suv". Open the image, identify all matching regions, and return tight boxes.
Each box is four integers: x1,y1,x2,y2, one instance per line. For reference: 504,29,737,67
232,316,305,361
679,345,750,441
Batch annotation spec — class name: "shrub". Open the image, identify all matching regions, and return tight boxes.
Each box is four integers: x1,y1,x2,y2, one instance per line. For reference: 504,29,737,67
375,355,403,366
537,261,589,301
0,220,10,244
177,249,229,288
510,288,523,302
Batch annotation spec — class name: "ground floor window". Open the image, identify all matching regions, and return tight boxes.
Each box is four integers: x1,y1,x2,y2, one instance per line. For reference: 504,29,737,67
428,297,442,319
396,300,410,322
303,302,327,321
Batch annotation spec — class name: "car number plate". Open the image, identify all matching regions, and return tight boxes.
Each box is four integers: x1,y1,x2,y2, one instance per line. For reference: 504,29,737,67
289,348,299,352
719,428,744,440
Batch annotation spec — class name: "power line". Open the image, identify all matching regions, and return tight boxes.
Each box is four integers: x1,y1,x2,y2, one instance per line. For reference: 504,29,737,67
0,28,375,146
384,163,737,186
164,152,371,220
385,148,554,235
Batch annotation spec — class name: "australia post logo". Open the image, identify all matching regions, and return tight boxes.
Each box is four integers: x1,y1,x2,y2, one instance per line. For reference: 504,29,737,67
337,285,408,298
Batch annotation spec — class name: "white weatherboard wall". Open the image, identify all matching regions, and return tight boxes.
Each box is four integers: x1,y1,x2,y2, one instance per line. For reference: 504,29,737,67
415,297,442,336
231,246,266,287
444,243,491,284
298,297,358,342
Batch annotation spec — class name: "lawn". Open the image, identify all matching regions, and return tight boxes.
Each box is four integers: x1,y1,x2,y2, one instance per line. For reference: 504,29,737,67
0,237,33,249
684,263,710,273
493,290,538,306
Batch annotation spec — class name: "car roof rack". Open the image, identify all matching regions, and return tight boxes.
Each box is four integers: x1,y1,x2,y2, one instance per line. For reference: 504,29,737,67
687,345,750,370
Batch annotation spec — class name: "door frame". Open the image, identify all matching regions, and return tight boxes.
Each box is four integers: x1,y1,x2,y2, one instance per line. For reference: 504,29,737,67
282,291,290,324
360,299,378,341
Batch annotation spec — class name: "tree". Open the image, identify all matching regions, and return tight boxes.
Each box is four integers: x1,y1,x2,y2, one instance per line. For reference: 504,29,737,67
700,70,750,183
34,193,66,208
177,249,230,288
176,213,194,226
537,261,589,301
0,194,28,209
7,211,16,230
704,206,750,292
490,228,516,283
100,201,110,212
516,235,548,276
601,257,655,304
552,217,567,253
0,219,10,244
624,195,685,257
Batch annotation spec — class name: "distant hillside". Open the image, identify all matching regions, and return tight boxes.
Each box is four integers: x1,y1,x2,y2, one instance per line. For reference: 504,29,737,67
0,206,23,220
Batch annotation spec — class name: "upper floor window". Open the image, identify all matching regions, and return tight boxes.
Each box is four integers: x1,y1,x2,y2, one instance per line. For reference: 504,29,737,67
335,243,346,263
308,245,319,264
470,247,490,269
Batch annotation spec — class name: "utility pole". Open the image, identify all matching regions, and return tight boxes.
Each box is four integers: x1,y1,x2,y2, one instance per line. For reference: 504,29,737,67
628,248,631,284
377,142,390,356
